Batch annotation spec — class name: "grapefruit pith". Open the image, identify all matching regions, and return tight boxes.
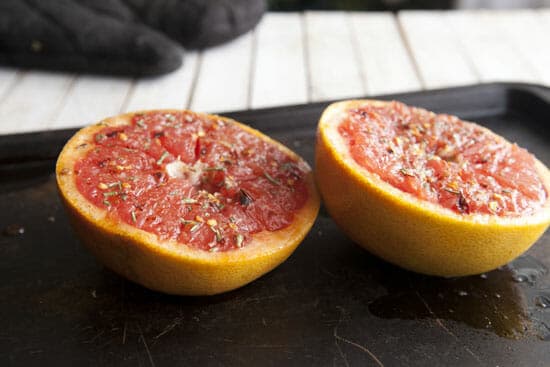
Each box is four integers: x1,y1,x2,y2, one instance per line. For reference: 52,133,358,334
316,100,550,276
57,110,319,295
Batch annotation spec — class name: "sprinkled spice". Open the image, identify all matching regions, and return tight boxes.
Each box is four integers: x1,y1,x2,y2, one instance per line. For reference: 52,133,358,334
75,111,310,252
399,168,415,177
204,166,225,172
210,226,223,242
457,194,469,213
236,233,244,248
443,187,460,195
190,223,201,233
156,151,169,165
108,181,122,189
339,101,547,216
95,133,106,143
264,172,281,185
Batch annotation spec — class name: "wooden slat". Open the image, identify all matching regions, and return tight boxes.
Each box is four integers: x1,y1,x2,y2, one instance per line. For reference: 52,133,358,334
250,13,308,109
398,11,478,89
0,71,74,134
52,75,133,129
0,68,20,103
190,33,253,113
527,9,550,85
305,11,364,102
350,12,421,95
125,52,198,112
445,10,538,83
483,10,550,86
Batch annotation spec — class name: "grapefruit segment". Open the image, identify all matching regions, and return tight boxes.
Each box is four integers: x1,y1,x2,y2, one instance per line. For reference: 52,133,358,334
316,100,550,276
57,110,320,295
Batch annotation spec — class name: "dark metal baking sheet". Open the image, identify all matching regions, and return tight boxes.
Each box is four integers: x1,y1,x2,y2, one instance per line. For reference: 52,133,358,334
1,83,549,366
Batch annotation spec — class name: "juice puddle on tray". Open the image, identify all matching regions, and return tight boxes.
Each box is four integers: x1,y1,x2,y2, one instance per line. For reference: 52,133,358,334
368,247,550,340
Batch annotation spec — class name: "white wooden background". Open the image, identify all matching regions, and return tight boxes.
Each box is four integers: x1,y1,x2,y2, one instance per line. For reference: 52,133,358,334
1,9,550,135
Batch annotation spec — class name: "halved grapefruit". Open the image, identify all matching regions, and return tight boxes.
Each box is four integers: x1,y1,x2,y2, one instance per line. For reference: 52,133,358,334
316,100,550,276
56,110,319,295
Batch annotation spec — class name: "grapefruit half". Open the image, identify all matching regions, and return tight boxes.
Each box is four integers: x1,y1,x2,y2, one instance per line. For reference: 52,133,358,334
316,100,550,276
57,110,319,295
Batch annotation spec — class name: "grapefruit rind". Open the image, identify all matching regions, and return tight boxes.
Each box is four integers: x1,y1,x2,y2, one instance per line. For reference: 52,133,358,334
57,110,320,295
316,100,550,276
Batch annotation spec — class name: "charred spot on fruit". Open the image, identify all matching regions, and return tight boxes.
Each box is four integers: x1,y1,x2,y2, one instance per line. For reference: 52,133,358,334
105,130,123,138
238,189,253,206
220,157,234,165
476,155,491,164
59,168,70,175
153,171,164,181
457,193,470,214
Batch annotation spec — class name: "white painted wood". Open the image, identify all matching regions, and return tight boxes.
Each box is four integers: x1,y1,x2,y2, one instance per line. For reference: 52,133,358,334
251,13,308,108
350,12,421,95
53,75,133,129
530,9,550,85
398,11,478,88
305,11,364,102
538,7,550,17
125,52,198,111
445,10,538,83
0,71,74,134
190,33,253,113
480,10,550,86
457,0,550,8
0,67,20,103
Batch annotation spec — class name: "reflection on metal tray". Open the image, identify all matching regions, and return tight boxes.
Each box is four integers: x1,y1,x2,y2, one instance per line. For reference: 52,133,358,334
1,83,549,367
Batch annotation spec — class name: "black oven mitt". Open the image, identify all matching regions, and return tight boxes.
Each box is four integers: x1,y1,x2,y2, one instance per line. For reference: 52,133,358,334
0,0,183,76
115,0,267,49
0,0,266,76
74,0,267,49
